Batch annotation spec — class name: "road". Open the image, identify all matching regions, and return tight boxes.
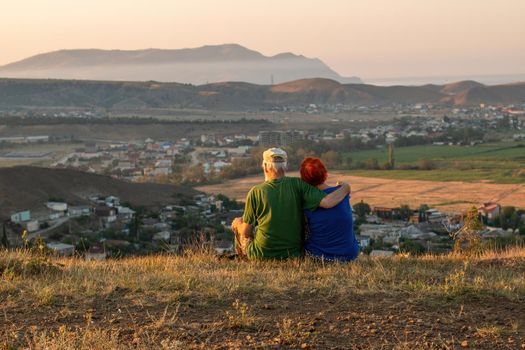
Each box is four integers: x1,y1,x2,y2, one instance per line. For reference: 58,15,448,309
27,217,70,241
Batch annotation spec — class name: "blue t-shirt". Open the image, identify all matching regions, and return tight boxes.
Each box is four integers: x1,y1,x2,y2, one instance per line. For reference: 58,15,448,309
304,186,359,261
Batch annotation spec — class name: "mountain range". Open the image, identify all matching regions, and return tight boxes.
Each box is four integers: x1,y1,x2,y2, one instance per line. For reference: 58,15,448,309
0,44,361,85
0,77,524,109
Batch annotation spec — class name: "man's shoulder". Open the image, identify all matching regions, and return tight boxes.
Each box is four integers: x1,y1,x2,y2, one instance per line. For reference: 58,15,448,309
247,182,268,195
283,176,303,185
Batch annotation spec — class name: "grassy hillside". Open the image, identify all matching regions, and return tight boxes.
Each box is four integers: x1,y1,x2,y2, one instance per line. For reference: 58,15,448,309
0,166,198,219
1,249,524,349
346,142,525,184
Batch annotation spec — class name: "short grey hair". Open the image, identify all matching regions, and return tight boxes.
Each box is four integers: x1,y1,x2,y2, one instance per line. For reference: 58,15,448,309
263,160,287,172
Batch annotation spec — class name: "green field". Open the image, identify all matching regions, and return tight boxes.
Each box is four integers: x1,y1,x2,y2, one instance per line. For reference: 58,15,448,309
345,142,525,183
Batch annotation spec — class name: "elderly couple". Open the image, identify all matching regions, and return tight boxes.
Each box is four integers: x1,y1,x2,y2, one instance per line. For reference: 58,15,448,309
231,147,359,261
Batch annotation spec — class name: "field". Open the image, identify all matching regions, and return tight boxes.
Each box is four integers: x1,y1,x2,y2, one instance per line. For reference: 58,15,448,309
197,171,525,213
1,249,524,349
0,143,78,168
345,142,525,184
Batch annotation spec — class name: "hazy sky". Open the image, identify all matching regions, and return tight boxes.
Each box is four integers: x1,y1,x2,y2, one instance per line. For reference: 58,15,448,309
1,0,524,79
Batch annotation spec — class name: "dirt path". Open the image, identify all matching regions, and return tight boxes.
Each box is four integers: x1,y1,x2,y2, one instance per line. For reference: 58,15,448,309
197,171,525,213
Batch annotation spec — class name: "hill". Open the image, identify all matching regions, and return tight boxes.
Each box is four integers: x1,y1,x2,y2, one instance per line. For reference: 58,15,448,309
0,44,362,85
0,166,197,219
1,249,524,349
451,82,525,105
1,77,523,109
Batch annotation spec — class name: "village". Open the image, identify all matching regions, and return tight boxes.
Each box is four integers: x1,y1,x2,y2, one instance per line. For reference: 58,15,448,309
4,103,515,184
1,103,524,259
3,189,523,260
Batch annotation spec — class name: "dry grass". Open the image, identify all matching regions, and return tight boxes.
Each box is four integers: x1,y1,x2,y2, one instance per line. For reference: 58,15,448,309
196,171,525,213
1,248,525,349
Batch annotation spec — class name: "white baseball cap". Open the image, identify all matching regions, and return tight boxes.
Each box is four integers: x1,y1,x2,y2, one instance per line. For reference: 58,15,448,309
263,148,287,163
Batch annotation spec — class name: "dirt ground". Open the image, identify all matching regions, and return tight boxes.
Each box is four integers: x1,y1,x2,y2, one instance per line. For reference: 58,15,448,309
197,171,525,213
2,290,524,349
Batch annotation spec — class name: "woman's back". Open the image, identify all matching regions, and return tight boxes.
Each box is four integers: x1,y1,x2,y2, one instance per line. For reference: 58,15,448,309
304,186,359,261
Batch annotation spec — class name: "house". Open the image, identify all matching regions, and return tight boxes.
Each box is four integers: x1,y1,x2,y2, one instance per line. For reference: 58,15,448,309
25,220,40,233
369,250,394,257
47,242,75,256
359,224,398,239
359,237,370,248
425,209,446,223
373,207,397,221
69,206,92,217
46,202,68,212
10,210,31,223
117,206,135,221
95,206,117,227
85,245,107,261
152,231,171,242
105,196,120,207
477,202,501,222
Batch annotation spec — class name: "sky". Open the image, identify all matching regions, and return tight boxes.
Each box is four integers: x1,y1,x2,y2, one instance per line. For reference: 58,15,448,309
1,0,524,80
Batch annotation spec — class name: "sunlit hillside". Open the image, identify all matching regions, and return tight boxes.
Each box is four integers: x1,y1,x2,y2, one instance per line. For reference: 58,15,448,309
1,248,524,349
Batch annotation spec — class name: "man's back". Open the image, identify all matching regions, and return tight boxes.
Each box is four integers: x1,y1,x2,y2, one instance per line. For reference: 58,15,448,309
242,176,325,259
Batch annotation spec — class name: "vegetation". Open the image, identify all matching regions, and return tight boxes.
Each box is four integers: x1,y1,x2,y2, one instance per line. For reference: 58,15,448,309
450,207,484,255
1,248,524,349
341,142,525,183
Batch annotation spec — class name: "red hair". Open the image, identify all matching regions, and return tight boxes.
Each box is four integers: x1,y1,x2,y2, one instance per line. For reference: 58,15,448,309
300,157,328,186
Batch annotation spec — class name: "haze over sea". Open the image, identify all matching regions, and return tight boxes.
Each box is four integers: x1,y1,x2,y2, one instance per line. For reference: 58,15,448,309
365,73,525,86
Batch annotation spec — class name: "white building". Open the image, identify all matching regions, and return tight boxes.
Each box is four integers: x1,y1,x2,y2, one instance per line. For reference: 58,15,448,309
85,246,106,261
46,202,68,212
11,210,31,223
370,250,394,257
26,220,40,232
47,242,75,256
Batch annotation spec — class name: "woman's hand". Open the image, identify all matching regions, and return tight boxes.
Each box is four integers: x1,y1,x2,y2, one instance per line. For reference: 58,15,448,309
336,181,351,194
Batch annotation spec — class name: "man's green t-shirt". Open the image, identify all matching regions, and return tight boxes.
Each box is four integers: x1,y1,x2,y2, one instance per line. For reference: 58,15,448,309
242,176,326,260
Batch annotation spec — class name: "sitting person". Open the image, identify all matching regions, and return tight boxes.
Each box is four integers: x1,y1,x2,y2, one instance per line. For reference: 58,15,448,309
231,148,350,260
300,157,359,261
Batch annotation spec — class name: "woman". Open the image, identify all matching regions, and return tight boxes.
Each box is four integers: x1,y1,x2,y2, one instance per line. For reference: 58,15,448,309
300,157,359,261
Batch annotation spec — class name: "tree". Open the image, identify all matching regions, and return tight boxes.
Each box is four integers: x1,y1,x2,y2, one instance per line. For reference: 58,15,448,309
418,204,430,222
321,150,342,168
397,204,412,221
387,143,395,169
183,164,207,184
364,158,379,170
399,237,426,255
450,207,483,255
498,206,521,231
353,200,371,223
419,158,436,170
1,222,9,249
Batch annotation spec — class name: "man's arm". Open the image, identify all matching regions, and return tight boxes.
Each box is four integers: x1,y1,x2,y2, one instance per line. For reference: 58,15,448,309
319,182,350,208
231,217,253,239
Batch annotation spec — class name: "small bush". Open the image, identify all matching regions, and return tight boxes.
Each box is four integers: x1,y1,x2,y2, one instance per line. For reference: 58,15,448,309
419,158,436,170
1,254,61,279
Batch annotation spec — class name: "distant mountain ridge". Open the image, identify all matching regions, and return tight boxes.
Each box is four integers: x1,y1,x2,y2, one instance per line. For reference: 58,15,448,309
0,44,362,84
0,77,523,109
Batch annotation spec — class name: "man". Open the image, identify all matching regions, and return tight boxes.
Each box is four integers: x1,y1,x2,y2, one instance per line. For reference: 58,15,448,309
231,147,350,260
